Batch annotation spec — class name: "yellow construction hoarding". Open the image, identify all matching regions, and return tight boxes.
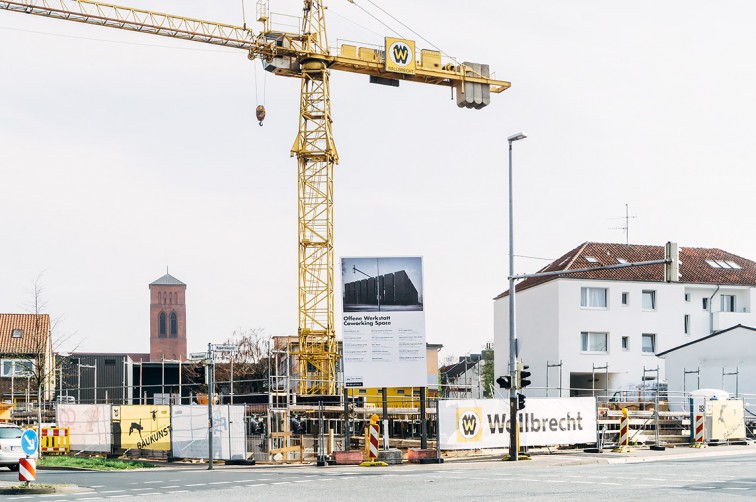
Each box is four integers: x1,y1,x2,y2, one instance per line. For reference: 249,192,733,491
113,405,171,450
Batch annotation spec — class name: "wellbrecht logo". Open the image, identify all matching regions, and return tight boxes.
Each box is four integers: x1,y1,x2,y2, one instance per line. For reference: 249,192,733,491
390,41,411,66
456,407,482,442
385,38,416,75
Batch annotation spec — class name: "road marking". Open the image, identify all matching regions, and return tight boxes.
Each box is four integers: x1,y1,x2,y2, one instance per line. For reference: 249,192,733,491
271,482,291,485
162,486,180,489
697,487,717,489
99,491,125,494
185,483,207,487
723,487,749,491
232,479,257,483
143,481,163,484
644,478,665,481
597,482,622,486
208,481,232,485
130,488,152,491
106,496,132,499
164,491,189,494
294,480,313,483
90,486,105,488
245,484,265,487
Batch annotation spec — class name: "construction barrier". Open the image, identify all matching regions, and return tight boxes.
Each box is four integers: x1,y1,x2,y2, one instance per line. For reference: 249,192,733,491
360,414,387,467
612,408,631,453
690,413,706,448
41,427,70,453
19,458,36,482
369,416,379,460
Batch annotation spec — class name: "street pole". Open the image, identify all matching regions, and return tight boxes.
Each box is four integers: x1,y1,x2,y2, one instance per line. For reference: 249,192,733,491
507,132,526,461
207,342,214,470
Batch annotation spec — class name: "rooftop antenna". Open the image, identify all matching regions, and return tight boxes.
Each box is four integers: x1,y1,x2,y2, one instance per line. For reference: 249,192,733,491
608,204,637,245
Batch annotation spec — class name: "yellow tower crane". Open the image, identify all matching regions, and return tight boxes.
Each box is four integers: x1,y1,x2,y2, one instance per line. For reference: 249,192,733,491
1,0,510,395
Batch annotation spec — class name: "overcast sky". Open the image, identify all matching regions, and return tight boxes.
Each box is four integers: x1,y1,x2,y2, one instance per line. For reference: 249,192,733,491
1,1,754,361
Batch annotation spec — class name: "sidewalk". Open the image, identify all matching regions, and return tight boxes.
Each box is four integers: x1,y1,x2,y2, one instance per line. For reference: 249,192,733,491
442,442,756,467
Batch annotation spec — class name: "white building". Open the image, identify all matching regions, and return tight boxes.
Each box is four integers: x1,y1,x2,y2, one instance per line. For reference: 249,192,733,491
658,324,756,398
493,242,756,397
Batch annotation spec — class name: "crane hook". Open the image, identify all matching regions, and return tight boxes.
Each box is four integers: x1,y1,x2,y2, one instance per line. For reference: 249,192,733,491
256,104,266,127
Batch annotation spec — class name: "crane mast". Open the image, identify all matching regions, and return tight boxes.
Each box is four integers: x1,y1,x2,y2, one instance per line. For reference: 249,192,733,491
292,0,338,395
1,0,510,396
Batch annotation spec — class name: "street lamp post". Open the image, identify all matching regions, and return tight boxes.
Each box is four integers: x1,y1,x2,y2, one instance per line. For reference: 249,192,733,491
507,132,526,461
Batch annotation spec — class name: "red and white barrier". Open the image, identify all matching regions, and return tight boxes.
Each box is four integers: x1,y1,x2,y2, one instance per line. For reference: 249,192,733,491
19,458,36,482
691,413,706,448
369,421,379,461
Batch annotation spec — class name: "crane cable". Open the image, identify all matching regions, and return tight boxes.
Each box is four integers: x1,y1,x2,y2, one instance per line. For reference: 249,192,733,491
350,0,486,79
243,0,266,126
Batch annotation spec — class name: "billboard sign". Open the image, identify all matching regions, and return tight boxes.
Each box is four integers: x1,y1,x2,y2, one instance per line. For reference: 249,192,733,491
439,398,597,450
341,256,426,388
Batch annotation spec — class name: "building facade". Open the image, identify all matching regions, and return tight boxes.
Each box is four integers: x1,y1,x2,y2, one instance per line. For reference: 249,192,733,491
493,242,756,397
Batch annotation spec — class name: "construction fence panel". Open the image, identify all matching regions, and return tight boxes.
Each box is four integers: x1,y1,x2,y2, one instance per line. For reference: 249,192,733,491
57,404,112,453
171,405,247,460
439,397,597,450
707,399,746,441
113,405,171,450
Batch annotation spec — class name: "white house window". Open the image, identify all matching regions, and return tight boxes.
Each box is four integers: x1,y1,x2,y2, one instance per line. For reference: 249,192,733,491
642,334,656,353
702,297,709,310
0,359,34,377
642,290,656,310
581,332,608,353
621,292,629,305
581,287,608,308
621,336,629,350
721,295,735,312
684,315,690,335
11,329,22,338
586,256,598,263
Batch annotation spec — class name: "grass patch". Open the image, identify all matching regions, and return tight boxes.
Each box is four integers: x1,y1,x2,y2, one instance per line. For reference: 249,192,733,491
39,456,156,470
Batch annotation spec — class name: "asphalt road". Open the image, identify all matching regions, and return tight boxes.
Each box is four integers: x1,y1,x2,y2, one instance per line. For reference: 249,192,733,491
1,452,755,501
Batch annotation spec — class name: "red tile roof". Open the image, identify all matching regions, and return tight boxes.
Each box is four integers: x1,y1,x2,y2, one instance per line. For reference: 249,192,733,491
0,313,51,354
495,242,756,299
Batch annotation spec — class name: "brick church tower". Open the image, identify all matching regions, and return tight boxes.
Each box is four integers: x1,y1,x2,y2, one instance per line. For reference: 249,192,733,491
149,273,187,361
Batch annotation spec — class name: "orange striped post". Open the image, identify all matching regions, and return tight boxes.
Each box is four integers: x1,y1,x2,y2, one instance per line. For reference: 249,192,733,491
360,414,387,467
690,413,706,448
612,408,631,453
19,458,36,484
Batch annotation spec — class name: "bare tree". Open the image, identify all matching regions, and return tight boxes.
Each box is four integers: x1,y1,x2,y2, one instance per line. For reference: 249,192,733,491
214,328,271,399
4,274,79,448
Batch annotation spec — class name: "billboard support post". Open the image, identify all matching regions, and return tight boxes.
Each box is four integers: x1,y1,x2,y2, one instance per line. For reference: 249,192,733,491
420,386,427,449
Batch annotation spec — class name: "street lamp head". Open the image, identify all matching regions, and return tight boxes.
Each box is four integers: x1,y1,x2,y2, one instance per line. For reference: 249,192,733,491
508,132,527,142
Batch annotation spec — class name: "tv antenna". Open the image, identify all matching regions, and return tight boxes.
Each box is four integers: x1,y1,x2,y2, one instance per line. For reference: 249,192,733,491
608,204,637,245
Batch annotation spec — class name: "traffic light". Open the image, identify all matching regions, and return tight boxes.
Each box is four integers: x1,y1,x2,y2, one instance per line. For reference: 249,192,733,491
517,393,526,410
516,362,532,389
665,241,682,283
496,375,512,389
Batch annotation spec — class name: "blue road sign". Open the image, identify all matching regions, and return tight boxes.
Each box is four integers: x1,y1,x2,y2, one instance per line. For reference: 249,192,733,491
21,429,38,456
